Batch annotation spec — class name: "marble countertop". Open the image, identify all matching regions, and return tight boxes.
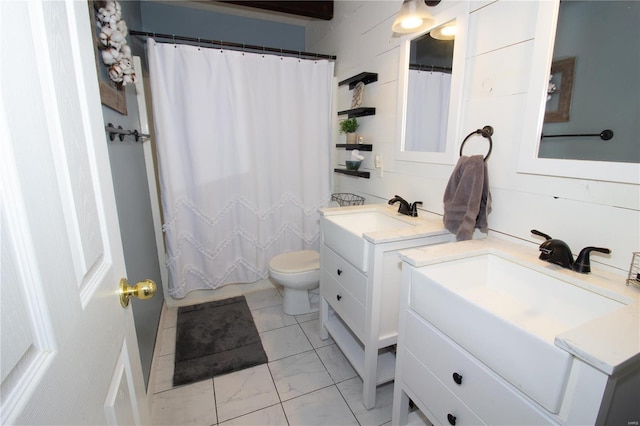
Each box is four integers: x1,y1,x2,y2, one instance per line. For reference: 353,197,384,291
318,203,450,244
399,237,640,376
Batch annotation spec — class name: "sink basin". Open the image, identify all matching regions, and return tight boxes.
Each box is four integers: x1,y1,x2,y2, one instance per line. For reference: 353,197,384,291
326,211,414,236
321,211,415,271
410,253,625,414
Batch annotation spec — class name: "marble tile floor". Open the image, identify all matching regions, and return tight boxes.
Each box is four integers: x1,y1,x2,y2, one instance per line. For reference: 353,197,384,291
150,285,430,426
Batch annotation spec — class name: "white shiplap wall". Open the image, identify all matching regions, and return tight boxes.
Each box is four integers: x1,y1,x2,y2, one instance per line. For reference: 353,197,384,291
307,0,639,274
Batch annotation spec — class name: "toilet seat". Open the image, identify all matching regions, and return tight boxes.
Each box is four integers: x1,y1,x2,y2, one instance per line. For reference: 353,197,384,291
269,250,319,274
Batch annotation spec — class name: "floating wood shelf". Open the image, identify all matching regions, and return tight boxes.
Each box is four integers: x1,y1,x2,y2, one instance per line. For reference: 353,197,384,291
336,144,372,151
338,72,378,89
338,107,376,118
337,72,376,153
334,168,370,178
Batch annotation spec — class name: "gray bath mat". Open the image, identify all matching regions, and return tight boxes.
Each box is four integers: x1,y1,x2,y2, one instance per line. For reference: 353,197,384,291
173,296,267,387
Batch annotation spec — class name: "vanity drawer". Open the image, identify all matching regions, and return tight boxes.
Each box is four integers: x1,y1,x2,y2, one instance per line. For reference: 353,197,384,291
402,349,485,426
404,311,555,425
321,245,367,305
321,269,366,338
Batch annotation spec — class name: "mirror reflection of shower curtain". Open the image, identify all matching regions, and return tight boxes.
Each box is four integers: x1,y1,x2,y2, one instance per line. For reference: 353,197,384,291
405,70,451,152
147,39,334,298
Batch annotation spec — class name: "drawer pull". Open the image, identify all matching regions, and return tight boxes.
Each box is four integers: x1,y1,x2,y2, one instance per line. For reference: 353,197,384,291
447,414,457,425
336,294,342,301
452,372,463,385
337,269,343,275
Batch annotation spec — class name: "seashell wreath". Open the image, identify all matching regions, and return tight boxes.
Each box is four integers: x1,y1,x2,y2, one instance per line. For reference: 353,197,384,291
95,0,135,86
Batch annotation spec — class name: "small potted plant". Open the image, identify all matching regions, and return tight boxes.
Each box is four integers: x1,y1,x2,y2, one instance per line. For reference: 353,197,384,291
339,118,359,144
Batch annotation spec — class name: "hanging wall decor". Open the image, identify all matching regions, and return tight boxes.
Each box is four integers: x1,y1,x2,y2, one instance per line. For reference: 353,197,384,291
89,1,128,114
95,0,136,86
544,57,575,123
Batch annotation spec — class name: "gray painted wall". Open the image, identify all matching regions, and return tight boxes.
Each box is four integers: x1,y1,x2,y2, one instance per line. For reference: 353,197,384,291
99,0,163,389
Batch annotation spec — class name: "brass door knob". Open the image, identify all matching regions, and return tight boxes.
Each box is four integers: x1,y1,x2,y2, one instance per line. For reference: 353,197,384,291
119,278,157,307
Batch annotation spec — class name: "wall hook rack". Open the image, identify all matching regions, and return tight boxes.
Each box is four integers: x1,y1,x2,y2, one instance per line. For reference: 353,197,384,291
105,123,150,142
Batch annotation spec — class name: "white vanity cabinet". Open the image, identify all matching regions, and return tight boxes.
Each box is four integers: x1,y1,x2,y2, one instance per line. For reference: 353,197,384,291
393,238,640,425
393,283,557,425
318,205,453,409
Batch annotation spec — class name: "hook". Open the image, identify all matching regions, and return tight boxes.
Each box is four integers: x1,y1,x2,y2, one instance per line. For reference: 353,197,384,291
107,123,116,141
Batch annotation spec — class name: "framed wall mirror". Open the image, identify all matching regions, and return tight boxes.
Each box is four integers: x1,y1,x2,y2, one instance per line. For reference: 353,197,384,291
518,0,640,183
395,2,469,164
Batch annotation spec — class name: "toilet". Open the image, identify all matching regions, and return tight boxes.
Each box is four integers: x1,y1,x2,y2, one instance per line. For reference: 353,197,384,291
268,250,320,315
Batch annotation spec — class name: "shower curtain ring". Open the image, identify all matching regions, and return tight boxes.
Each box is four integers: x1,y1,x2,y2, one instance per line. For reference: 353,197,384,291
172,34,176,47
262,46,265,57
220,40,223,53
242,43,245,55
197,38,201,50
280,48,283,60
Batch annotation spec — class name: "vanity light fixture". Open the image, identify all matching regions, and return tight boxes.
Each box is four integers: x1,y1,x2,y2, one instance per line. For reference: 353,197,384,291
430,23,456,40
391,0,441,34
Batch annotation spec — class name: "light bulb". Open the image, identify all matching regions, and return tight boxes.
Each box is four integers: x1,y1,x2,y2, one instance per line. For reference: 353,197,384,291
430,22,457,40
441,25,456,36
401,17,423,29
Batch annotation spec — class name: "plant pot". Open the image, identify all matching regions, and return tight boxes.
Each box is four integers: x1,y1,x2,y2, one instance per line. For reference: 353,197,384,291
345,160,362,170
346,132,357,144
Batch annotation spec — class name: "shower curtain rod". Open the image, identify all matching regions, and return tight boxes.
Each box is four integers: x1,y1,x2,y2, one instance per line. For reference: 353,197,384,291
130,30,337,61
409,63,452,74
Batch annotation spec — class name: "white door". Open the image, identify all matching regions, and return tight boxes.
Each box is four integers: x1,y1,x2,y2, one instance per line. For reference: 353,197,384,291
1,1,151,424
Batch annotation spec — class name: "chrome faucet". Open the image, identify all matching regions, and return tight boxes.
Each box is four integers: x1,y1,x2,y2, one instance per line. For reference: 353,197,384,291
388,195,422,217
531,230,611,274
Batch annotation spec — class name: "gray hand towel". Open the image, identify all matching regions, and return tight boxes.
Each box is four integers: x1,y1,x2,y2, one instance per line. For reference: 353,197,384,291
443,155,492,241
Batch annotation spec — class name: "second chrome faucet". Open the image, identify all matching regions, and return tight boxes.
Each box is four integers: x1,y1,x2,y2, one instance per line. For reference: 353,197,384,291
388,195,422,217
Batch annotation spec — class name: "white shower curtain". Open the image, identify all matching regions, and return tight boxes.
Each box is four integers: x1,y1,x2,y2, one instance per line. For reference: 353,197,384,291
405,70,451,152
147,39,334,298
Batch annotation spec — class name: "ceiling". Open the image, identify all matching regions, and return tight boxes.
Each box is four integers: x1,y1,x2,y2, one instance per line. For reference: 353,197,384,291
169,1,333,25
219,1,333,20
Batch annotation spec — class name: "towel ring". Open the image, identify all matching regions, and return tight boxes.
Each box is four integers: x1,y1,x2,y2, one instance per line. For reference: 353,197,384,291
459,126,494,161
